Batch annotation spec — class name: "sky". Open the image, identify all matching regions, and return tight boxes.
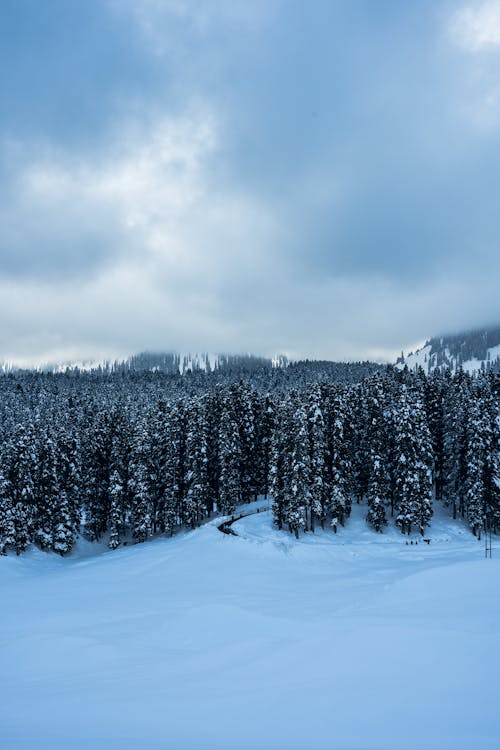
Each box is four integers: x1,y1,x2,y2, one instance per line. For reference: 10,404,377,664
1,0,500,365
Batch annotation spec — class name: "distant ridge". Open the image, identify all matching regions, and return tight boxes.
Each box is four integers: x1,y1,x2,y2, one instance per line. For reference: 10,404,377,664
397,325,500,375
0,352,289,375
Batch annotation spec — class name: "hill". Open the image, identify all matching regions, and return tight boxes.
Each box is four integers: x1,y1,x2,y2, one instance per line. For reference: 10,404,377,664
397,324,500,374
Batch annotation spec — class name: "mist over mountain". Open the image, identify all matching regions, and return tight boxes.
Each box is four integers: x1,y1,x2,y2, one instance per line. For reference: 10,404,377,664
397,324,500,375
3,323,500,379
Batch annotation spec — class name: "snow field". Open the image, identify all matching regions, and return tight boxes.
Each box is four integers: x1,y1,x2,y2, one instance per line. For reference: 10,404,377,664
0,502,499,750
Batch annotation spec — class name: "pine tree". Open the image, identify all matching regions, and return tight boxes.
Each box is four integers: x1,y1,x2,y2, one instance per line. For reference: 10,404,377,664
235,384,258,504
184,398,211,527
328,388,351,530
108,468,124,550
163,401,186,534
56,428,82,540
307,384,327,532
269,398,291,530
129,424,153,543
84,411,114,541
0,468,15,554
441,374,469,519
366,455,388,532
1,425,36,553
33,432,59,551
365,376,389,532
285,402,309,538
218,395,241,515
350,383,370,503
393,387,433,535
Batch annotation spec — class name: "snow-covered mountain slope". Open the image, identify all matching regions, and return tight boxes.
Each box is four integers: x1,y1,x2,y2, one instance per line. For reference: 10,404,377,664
397,325,500,374
1,502,499,750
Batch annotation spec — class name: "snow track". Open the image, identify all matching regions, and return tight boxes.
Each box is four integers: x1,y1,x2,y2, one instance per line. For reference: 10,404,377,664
217,503,269,536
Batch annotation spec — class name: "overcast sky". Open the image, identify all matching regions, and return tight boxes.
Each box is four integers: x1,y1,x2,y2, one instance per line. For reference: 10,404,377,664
1,0,500,365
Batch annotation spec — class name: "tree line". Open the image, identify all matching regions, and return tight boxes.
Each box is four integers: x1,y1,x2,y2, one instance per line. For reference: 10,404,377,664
0,366,498,555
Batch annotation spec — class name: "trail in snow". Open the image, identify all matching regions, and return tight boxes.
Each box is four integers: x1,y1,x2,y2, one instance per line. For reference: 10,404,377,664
217,503,270,536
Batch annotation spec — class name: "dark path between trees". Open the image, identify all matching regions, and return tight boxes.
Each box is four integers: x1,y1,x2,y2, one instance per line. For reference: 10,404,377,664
217,505,269,537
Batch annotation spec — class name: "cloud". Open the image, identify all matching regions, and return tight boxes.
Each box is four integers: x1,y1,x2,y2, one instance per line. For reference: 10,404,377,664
111,0,278,59
1,97,500,366
0,106,290,363
118,0,276,32
450,1,500,51
0,108,217,280
1,1,500,366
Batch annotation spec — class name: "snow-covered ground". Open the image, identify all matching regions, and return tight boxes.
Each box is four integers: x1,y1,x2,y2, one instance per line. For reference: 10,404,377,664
398,341,500,374
1,503,499,750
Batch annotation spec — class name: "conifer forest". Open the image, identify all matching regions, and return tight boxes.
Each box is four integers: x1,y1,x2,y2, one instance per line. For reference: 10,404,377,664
0,363,498,556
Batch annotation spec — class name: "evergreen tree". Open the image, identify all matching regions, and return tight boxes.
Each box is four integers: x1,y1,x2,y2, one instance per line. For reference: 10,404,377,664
218,395,241,515
129,425,153,543
285,402,310,538
366,455,388,532
184,398,211,527
328,388,351,530
269,398,291,530
0,468,15,554
108,468,125,550
393,387,433,535
307,384,327,532
365,376,389,531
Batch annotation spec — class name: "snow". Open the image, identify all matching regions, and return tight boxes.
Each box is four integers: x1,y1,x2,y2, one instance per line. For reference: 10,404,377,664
177,351,217,373
462,343,500,373
397,343,431,371
1,502,499,750
487,342,500,361
400,341,500,374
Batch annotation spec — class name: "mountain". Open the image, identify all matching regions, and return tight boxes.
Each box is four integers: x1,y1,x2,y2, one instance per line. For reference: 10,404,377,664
0,352,287,375
0,351,385,384
397,325,500,375
121,351,286,374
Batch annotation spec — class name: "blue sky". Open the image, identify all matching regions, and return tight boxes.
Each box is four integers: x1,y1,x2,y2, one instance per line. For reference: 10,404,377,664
1,0,500,364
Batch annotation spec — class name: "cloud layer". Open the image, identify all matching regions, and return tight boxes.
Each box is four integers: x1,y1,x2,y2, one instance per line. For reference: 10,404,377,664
0,0,500,364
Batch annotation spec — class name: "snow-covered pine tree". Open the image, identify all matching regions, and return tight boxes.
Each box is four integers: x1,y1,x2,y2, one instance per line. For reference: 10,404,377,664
184,397,211,528
257,391,275,499
163,401,186,534
366,455,389,532
365,375,389,531
36,430,76,555
1,425,37,553
129,422,153,543
33,431,60,551
218,394,241,515
56,427,82,542
269,397,291,530
307,384,327,532
108,467,124,550
0,467,15,554
393,386,433,535
83,410,114,541
285,400,310,538
234,384,258,505
461,377,500,539
441,373,469,519
350,383,370,503
476,374,500,533
327,387,351,531
425,370,446,501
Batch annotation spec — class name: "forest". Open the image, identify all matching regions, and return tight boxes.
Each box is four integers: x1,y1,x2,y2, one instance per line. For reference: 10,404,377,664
0,363,498,555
